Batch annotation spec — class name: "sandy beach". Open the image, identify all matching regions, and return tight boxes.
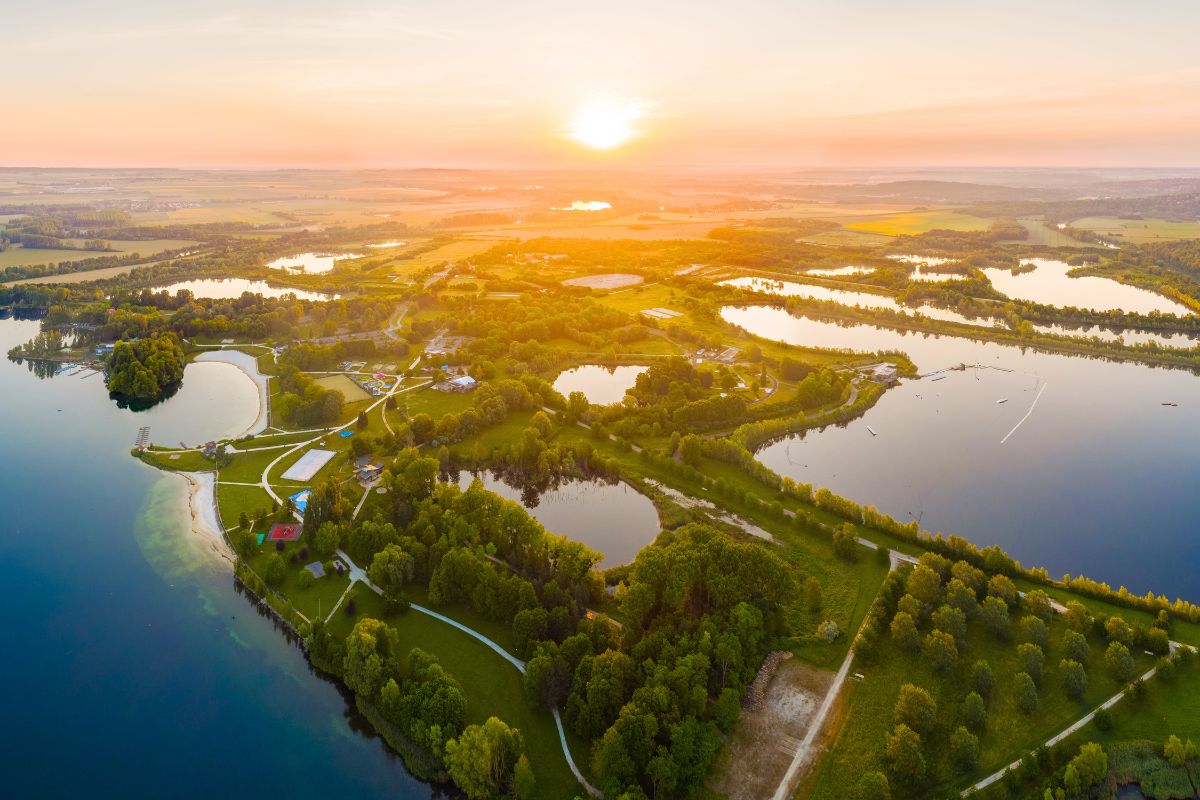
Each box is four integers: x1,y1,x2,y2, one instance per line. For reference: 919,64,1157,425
194,348,271,436
178,471,234,567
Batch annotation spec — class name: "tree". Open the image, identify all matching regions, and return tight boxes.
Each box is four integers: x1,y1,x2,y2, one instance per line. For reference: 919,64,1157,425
833,523,859,561
1061,659,1087,699
885,724,926,783
678,433,702,467
1164,735,1187,767
1024,589,1054,621
932,604,967,644
894,683,936,735
1014,671,1038,714
368,544,415,605
444,717,527,800
890,611,920,652
513,754,536,800
962,691,987,731
805,577,823,612
357,410,369,429
1106,641,1134,681
906,565,942,609
1018,615,1048,647
1062,630,1090,666
264,552,286,586
854,771,891,800
950,726,979,770
945,578,978,616
1064,601,1093,634
924,630,958,673
1018,643,1045,686
1105,616,1134,645
972,660,996,698
987,574,1017,607
1065,743,1107,792
981,596,1011,640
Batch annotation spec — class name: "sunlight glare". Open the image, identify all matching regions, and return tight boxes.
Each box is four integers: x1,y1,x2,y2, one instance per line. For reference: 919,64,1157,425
567,99,648,150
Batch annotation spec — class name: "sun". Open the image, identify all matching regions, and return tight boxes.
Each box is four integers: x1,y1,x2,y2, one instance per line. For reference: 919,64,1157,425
566,99,648,150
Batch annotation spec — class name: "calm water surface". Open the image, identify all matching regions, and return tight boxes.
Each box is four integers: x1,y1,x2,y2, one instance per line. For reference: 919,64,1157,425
982,259,1192,315
722,305,1200,601
454,471,660,568
553,364,649,405
0,319,427,799
152,278,336,301
719,277,999,327
266,252,364,274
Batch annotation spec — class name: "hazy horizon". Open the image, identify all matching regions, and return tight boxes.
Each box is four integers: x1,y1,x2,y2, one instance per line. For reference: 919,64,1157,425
7,0,1200,169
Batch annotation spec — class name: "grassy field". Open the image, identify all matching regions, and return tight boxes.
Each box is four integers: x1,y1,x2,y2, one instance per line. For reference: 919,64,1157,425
797,228,896,248
327,584,585,799
846,210,993,236
315,373,372,402
805,606,1154,799
0,238,197,269
1007,219,1091,247
1071,216,1200,243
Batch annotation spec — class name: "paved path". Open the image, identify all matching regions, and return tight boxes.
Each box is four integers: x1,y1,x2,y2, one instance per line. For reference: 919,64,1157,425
332,546,601,798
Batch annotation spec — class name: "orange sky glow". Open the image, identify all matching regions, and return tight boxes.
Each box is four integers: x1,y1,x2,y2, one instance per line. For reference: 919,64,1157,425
5,1,1200,168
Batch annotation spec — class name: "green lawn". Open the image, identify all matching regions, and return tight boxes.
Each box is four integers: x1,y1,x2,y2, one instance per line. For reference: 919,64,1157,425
806,607,1154,799
328,584,584,800
0,238,197,269
1072,216,1200,243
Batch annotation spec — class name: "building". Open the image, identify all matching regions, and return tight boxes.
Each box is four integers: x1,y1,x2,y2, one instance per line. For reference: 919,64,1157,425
871,364,898,383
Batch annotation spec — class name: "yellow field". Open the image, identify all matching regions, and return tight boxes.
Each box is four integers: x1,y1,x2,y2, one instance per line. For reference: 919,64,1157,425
1072,216,1200,242
845,210,993,236
315,373,372,402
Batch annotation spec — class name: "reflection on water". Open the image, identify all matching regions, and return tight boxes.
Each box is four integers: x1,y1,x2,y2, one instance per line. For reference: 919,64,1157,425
553,364,649,405
454,470,660,568
553,201,611,211
719,277,998,327
804,265,876,277
722,303,1200,602
151,278,336,301
265,252,364,273
982,258,1192,315
1031,322,1200,349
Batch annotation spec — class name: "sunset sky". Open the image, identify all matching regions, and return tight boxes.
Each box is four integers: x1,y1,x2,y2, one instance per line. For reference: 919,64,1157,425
6,0,1200,168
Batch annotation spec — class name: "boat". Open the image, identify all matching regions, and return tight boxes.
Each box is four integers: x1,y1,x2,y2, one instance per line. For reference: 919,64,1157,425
931,375,946,382
867,425,878,436
1162,402,1178,407
996,398,1008,404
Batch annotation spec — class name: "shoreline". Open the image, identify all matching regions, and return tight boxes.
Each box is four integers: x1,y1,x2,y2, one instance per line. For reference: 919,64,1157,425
176,470,235,568
194,349,271,437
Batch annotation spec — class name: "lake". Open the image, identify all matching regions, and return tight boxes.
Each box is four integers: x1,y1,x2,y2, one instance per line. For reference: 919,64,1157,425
0,318,428,799
721,304,1200,602
553,364,649,404
265,252,364,274
719,276,999,327
982,258,1193,315
151,278,336,301
453,471,660,568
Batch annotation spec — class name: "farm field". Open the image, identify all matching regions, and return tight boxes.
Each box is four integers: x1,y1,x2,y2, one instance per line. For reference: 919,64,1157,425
0,238,197,270
846,210,993,236
1071,216,1200,242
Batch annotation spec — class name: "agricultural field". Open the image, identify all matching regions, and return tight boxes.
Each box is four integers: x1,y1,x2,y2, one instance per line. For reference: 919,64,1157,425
0,238,197,270
1007,218,1092,247
846,210,994,236
1071,216,1200,243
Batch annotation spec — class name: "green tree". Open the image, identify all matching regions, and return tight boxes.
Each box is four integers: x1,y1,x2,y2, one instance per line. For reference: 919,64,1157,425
1065,742,1108,792
356,410,369,429
1018,615,1048,647
890,611,920,653
1106,641,1134,681
894,683,936,735
962,691,987,732
1018,643,1045,686
932,604,967,645
950,725,979,770
924,630,958,673
264,552,286,586
885,724,926,783
1061,659,1087,699
444,717,527,800
972,660,995,698
1062,630,1090,666
906,565,943,609
855,771,891,800
1014,671,1038,714
805,577,823,612
368,544,415,605
981,596,1011,640
986,574,1017,607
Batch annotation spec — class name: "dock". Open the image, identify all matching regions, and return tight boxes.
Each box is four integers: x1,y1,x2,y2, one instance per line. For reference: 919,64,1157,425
134,426,150,451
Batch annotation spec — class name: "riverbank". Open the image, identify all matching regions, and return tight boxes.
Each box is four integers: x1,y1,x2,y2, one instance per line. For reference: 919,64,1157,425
194,349,270,436
176,470,234,567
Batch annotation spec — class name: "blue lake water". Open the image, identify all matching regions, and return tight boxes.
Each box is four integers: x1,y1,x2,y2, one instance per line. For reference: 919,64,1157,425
722,305,1200,602
0,318,428,799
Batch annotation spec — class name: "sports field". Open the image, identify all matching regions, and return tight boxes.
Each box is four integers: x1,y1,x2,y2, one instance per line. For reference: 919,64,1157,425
315,373,372,402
